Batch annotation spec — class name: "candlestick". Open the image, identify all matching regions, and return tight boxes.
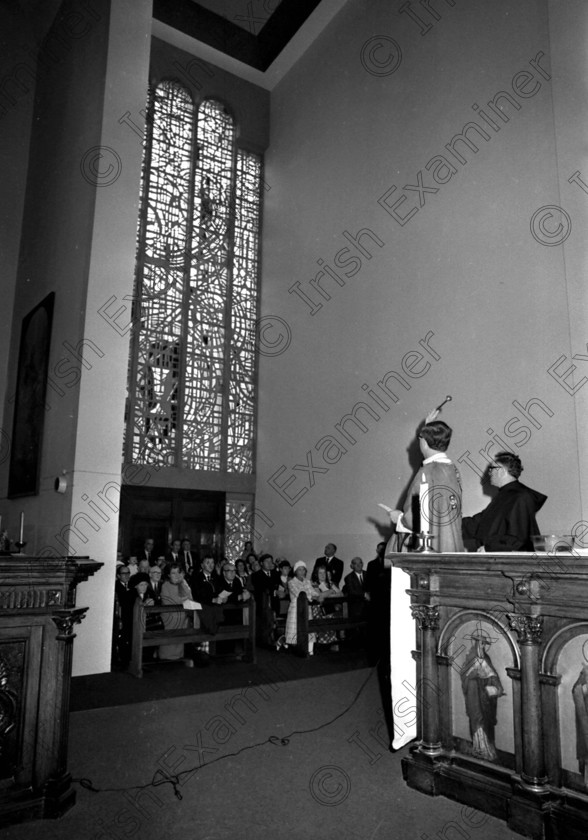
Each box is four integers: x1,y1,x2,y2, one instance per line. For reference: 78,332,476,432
19,512,24,544
419,472,430,535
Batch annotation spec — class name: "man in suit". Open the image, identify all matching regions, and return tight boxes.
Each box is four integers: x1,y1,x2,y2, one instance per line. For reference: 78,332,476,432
147,564,163,603
192,555,221,605
140,537,155,565
216,561,251,655
251,553,280,647
343,556,369,624
364,541,390,667
312,543,344,586
114,565,134,666
216,562,251,605
179,537,197,583
364,541,387,599
164,538,182,572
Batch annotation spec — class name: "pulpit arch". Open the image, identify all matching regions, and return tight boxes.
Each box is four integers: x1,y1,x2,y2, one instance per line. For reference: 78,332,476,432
541,621,588,792
438,608,520,669
437,609,518,764
541,620,588,674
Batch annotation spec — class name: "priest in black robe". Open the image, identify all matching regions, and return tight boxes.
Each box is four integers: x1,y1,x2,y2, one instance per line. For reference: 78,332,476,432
462,452,547,552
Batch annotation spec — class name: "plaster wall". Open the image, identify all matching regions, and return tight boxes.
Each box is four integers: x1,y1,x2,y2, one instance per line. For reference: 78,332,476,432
0,4,37,500
256,0,587,570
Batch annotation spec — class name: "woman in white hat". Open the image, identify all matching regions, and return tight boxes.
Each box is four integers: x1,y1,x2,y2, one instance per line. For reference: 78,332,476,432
283,560,323,655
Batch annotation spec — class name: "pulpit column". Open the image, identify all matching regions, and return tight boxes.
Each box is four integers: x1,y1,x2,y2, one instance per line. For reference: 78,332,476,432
508,614,547,787
49,609,88,782
411,604,441,755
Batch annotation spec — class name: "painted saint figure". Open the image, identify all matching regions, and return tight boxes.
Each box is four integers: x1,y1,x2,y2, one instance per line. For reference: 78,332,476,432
572,640,588,787
460,627,505,762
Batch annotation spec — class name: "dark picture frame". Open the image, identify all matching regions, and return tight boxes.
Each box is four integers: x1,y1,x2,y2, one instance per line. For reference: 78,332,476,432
8,293,55,497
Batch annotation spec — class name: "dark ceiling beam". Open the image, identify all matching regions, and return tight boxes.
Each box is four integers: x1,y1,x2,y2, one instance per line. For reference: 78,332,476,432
153,0,261,67
153,0,325,71
257,0,324,67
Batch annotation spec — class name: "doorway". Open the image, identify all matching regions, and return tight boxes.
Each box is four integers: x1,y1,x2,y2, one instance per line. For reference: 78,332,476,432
118,486,225,562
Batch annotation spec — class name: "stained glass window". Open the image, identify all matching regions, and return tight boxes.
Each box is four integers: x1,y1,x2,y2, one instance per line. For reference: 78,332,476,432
125,83,262,474
224,496,254,562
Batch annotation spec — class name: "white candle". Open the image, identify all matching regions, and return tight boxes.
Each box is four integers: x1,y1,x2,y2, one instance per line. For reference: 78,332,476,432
419,473,430,534
19,512,24,544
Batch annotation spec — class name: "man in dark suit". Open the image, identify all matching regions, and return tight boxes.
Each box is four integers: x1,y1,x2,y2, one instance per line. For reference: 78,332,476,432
189,554,229,648
216,562,250,604
179,537,198,583
164,538,182,574
215,562,252,655
364,541,387,597
139,537,155,565
251,553,280,647
364,541,390,667
343,556,369,623
312,543,344,586
114,565,134,666
192,555,221,605
147,564,163,603
217,562,251,621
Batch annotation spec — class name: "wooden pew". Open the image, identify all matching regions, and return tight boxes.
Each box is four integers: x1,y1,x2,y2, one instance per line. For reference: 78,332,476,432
259,591,289,647
129,599,256,677
295,592,367,656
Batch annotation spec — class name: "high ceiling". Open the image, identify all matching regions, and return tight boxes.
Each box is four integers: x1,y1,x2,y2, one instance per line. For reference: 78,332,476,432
18,0,348,92
153,0,327,71
192,0,285,36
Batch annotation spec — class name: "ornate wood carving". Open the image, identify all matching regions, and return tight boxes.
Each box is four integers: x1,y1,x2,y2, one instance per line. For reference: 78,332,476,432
0,557,101,828
390,551,588,840
508,613,544,645
411,604,439,630
50,608,88,640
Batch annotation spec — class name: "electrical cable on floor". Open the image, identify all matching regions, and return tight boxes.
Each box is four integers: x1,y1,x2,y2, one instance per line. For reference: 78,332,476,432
73,662,380,802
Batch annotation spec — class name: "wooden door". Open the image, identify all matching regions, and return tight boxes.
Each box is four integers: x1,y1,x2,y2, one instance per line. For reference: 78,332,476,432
118,486,225,562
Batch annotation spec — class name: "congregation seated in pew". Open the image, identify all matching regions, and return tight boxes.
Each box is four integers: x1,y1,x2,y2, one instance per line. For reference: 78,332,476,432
113,539,374,668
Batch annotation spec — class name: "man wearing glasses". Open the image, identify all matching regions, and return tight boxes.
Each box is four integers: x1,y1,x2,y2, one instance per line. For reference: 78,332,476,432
462,452,547,552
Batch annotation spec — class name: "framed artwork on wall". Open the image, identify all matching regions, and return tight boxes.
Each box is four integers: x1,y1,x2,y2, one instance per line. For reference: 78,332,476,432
8,292,55,497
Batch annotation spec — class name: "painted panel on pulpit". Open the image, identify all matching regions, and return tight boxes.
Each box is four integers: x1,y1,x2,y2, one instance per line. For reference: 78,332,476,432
557,634,588,792
447,618,515,763
0,642,26,779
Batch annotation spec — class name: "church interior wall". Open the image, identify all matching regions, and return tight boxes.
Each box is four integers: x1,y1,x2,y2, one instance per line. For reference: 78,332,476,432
0,3,37,489
0,0,587,676
0,0,154,675
255,0,588,565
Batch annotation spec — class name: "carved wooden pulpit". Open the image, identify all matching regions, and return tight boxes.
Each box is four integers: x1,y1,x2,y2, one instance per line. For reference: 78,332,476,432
0,555,102,827
389,550,588,840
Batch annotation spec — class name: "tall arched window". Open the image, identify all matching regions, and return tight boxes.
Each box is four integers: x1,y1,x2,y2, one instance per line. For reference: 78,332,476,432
125,82,262,479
